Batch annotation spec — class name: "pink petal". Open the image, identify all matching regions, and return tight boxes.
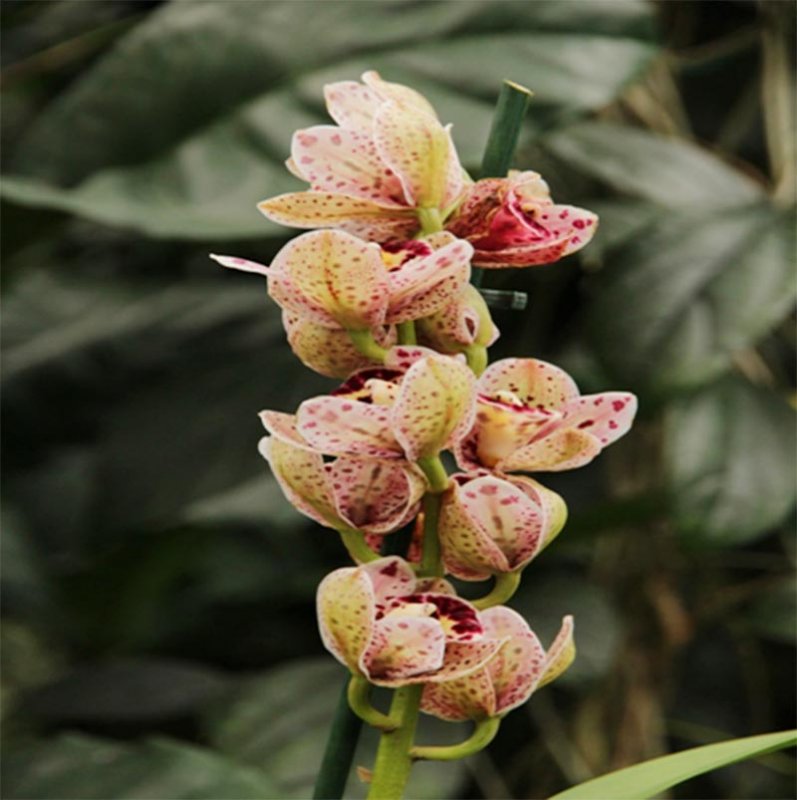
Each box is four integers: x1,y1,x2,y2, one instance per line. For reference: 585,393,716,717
258,410,314,449
363,616,446,685
283,312,395,379
417,285,499,352
209,253,271,276
543,204,598,256
479,606,547,715
470,238,572,268
390,354,477,461
420,668,496,721
478,358,580,410
442,475,546,578
329,458,426,535
499,428,602,472
291,126,407,207
362,70,438,118
439,482,511,581
537,616,576,689
374,101,462,209
297,396,401,458
558,392,638,448
385,236,473,324
384,345,449,371
317,566,376,674
360,556,418,606
425,639,505,683
273,230,389,330
258,192,418,242
324,80,383,130
267,269,340,328
505,475,568,551
258,436,337,529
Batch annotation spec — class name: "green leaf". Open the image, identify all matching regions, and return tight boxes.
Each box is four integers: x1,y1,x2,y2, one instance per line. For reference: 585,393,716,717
665,376,797,545
2,1,658,238
548,729,797,799
2,735,277,799
542,121,764,208
206,658,470,800
585,204,796,395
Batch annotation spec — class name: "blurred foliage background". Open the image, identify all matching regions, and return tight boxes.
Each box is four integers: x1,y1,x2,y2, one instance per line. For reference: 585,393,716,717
1,1,795,798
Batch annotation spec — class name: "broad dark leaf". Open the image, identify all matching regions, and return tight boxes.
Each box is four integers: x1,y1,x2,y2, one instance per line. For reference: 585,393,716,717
2,735,277,799
665,376,797,545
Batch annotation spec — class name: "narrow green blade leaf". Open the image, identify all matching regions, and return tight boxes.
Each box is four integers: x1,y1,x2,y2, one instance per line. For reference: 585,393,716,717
549,730,797,800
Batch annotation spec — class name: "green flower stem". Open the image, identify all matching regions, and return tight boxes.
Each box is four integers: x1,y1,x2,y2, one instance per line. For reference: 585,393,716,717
472,571,522,610
416,455,450,493
411,716,501,761
396,320,417,346
418,492,444,578
313,677,364,800
472,79,533,289
464,344,488,376
348,329,388,362
417,206,444,235
348,675,396,731
366,684,424,800
338,528,380,564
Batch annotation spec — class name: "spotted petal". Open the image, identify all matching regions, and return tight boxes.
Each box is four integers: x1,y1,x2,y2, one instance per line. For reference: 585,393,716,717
258,192,418,241
258,437,338,529
480,607,547,715
420,666,497,721
374,101,463,210
537,616,576,689
363,616,446,686
362,70,438,118
258,410,313,450
297,396,401,458
426,639,505,684
479,358,580,410
440,475,547,580
386,235,473,324
324,80,383,131
210,253,270,276
330,458,426,535
317,567,375,674
499,427,602,472
291,126,407,207
417,285,499,352
558,392,638,449
360,557,418,606
390,355,477,461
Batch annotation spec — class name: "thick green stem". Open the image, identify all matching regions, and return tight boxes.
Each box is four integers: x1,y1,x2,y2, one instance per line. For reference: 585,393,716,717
348,675,396,731
313,677,364,799
366,684,424,800
396,320,417,346
417,206,444,235
472,571,522,611
339,528,380,564
473,80,533,289
348,329,388,362
418,492,443,578
416,455,450,493
464,344,488,376
411,716,501,761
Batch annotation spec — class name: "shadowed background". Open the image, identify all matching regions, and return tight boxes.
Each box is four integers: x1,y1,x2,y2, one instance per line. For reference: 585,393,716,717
1,1,795,798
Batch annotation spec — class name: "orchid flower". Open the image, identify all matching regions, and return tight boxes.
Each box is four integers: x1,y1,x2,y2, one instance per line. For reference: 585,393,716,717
445,170,597,268
438,472,567,580
416,284,499,356
317,556,506,686
259,435,426,536
259,71,467,242
212,230,472,335
455,358,637,473
421,610,574,721
293,351,477,462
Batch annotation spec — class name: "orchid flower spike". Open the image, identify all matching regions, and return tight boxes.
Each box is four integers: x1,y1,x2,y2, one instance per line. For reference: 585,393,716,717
259,71,468,241
438,472,567,580
421,610,574,720
317,556,506,686
446,170,597,268
456,358,637,473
